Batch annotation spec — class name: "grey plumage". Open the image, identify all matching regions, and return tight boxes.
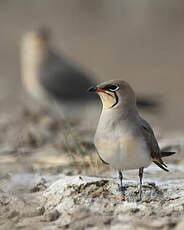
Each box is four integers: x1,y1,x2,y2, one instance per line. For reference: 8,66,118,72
88,79,175,201
138,117,171,171
39,50,95,102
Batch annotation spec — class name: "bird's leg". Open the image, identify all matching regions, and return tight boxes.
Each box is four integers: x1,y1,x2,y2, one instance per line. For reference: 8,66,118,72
137,167,144,202
118,170,125,201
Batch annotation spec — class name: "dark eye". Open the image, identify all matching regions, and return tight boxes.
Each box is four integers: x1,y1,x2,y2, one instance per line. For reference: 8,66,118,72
108,85,119,91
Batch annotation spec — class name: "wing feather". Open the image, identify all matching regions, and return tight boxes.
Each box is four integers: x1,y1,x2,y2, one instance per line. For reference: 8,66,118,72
138,117,169,171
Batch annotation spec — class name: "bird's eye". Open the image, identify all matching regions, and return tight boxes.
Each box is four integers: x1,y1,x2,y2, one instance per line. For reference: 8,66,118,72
108,85,119,91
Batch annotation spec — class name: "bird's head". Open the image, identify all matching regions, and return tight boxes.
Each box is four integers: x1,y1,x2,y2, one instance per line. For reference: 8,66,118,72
88,80,136,110
22,27,50,52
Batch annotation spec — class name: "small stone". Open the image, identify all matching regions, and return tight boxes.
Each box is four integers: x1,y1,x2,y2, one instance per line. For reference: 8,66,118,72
30,178,47,192
37,206,45,215
43,209,60,222
131,208,140,213
21,207,45,218
7,210,19,219
168,222,177,228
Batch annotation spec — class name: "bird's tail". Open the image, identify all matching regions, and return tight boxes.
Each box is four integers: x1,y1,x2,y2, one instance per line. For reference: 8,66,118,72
153,160,169,172
153,152,176,172
160,152,176,158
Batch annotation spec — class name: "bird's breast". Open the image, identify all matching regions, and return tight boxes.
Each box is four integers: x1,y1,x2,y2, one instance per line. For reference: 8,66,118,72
95,134,152,170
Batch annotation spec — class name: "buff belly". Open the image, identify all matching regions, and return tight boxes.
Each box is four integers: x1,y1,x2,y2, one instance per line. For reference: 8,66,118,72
95,137,152,170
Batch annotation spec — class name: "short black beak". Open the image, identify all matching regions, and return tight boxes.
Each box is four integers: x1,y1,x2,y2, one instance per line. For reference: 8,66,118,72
87,86,98,92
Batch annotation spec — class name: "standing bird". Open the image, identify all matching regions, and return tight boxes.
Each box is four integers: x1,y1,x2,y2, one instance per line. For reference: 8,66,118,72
88,80,175,201
21,28,96,116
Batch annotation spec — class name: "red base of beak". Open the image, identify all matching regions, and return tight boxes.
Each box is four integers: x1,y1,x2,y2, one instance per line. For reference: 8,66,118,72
96,88,105,93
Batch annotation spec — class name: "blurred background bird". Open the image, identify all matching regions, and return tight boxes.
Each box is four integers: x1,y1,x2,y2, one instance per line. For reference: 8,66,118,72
0,0,184,131
21,27,97,118
21,27,160,119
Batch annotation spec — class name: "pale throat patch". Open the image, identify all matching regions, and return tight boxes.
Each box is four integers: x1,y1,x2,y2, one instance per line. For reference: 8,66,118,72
98,91,116,109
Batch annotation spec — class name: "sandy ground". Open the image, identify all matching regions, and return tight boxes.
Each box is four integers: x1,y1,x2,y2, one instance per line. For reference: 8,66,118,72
0,110,183,230
0,1,184,229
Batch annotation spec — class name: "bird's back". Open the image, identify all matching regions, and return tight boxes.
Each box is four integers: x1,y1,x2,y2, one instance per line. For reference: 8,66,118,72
39,51,96,103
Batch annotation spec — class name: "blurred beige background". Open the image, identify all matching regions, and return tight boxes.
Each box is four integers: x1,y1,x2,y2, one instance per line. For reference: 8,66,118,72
0,0,184,131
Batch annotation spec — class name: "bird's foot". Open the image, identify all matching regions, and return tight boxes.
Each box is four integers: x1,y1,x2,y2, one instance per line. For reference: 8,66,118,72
118,186,125,201
120,195,125,201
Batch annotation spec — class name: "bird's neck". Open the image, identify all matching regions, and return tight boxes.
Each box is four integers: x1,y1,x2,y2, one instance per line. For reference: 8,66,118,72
21,45,50,100
100,104,140,125
21,44,51,73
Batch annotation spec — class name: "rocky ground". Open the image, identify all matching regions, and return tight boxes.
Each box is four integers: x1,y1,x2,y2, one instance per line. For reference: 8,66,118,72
0,110,184,230
0,109,184,230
